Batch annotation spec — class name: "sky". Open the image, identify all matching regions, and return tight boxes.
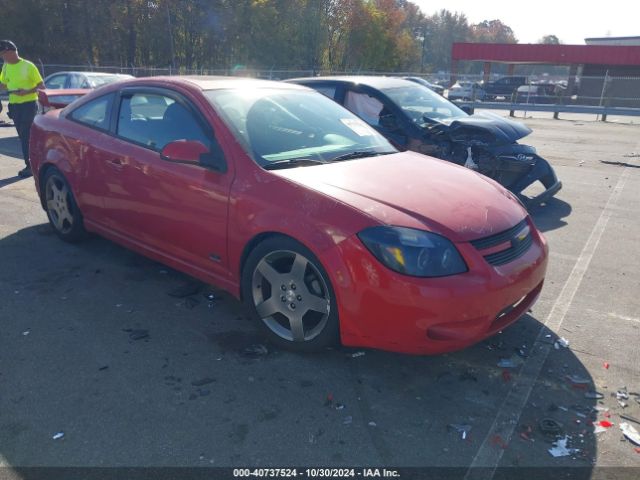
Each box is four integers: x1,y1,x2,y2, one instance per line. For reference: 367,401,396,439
412,0,639,44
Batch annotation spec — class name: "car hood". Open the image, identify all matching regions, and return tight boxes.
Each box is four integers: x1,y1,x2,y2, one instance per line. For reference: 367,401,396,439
271,151,527,242
448,112,531,144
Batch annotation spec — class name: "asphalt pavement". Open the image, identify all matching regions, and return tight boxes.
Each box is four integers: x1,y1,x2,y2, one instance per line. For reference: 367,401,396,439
0,111,639,479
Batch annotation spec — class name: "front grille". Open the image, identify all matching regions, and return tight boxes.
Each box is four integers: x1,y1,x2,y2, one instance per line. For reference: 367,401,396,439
470,219,533,266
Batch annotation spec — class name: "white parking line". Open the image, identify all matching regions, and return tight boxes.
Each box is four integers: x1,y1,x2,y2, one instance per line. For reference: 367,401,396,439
464,168,631,480
586,308,640,324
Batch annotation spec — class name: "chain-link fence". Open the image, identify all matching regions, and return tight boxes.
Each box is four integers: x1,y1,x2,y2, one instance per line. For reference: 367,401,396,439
36,63,640,110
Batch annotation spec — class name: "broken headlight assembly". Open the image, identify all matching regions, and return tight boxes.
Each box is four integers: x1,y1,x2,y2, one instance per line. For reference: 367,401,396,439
357,226,468,277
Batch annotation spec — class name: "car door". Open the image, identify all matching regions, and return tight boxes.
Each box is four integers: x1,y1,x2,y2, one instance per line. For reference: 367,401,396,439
103,87,233,278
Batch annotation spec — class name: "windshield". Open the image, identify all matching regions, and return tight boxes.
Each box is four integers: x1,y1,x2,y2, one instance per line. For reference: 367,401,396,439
205,88,395,167
382,85,467,126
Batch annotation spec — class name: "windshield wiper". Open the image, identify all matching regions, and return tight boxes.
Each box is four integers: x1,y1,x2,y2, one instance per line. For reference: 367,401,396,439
331,150,393,162
263,158,327,170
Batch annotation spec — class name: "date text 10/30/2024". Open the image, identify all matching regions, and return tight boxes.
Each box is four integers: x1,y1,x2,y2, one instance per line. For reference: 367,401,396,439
233,468,401,478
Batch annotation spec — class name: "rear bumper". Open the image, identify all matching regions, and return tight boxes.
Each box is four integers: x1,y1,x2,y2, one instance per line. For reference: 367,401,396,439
320,220,548,355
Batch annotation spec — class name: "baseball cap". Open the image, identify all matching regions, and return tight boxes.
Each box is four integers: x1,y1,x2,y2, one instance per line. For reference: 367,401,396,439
0,40,17,52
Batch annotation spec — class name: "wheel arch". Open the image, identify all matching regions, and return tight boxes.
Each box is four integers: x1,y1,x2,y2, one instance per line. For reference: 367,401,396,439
238,231,307,302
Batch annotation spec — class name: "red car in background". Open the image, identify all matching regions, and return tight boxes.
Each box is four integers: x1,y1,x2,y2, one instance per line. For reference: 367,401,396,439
29,76,548,355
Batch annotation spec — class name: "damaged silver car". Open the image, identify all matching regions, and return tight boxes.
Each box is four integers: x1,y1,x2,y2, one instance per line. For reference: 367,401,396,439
287,76,562,206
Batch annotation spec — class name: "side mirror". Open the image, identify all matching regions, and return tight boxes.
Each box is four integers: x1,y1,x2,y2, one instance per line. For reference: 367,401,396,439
379,113,400,131
161,140,227,172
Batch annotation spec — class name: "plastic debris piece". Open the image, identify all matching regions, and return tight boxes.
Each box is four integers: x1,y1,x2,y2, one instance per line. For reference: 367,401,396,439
619,401,628,408
368,421,377,427
598,421,613,428
52,432,64,440
604,362,610,369
342,416,353,425
242,344,268,357
566,375,590,385
497,358,518,368
351,351,366,358
191,377,216,387
515,347,528,358
585,391,604,399
129,329,149,341
335,403,345,410
22,330,30,336
548,436,579,457
594,425,607,434
448,424,472,440
620,423,640,446
554,337,570,349
616,389,629,400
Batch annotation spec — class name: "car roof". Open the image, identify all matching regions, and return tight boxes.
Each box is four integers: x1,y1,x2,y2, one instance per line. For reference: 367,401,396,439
45,71,133,78
111,75,310,92
287,76,417,89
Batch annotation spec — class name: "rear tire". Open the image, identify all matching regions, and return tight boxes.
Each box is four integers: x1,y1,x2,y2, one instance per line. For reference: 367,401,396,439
241,236,339,352
42,167,87,243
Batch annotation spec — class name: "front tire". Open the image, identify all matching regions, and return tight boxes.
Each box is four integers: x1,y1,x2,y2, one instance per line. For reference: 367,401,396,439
242,236,339,352
43,167,87,242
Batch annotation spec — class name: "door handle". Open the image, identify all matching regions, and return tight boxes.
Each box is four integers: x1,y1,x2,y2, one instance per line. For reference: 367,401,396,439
108,158,124,170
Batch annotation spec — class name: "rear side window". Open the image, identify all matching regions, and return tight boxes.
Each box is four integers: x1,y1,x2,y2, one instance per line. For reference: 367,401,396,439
68,93,114,131
312,86,337,99
116,92,210,150
45,74,67,89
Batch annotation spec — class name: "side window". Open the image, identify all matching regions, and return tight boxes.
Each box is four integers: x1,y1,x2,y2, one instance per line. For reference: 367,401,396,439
116,92,210,150
344,91,384,127
313,86,337,99
68,93,114,131
45,74,67,89
68,74,83,89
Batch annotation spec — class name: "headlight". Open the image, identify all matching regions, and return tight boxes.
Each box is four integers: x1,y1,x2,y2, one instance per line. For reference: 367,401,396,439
357,226,467,277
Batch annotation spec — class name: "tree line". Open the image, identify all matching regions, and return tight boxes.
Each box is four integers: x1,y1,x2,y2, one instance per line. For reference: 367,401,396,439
1,0,526,73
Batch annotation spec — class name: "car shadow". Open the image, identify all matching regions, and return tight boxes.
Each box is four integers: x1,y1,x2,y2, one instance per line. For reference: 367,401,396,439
0,175,24,188
528,197,572,233
0,135,22,160
0,224,598,475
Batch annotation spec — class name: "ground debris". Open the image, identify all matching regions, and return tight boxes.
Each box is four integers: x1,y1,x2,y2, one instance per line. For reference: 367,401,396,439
191,377,216,387
447,423,472,440
168,281,203,298
126,329,149,341
620,422,640,446
548,436,579,458
242,344,269,357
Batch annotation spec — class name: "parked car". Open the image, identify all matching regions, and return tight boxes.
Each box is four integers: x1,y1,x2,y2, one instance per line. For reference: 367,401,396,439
482,76,528,101
37,88,89,114
31,77,548,355
287,76,561,205
43,71,133,90
515,83,562,104
447,81,486,101
403,76,445,95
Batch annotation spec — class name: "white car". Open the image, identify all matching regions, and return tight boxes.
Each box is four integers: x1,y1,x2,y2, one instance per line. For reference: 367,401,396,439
43,71,133,90
447,82,486,101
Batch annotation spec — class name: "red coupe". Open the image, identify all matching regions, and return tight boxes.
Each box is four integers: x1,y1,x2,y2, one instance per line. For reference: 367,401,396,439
29,77,548,354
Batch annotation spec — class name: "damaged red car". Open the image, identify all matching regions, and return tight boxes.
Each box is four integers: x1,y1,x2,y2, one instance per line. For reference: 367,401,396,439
30,77,548,355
